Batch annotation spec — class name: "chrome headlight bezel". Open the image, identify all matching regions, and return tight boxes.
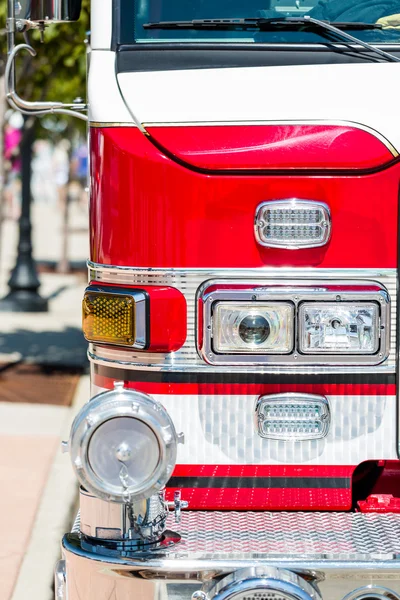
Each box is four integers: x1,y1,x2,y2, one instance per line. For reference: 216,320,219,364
198,280,390,366
69,384,179,503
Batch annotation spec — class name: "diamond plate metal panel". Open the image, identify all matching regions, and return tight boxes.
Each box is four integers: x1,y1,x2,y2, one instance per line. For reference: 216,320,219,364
176,511,400,559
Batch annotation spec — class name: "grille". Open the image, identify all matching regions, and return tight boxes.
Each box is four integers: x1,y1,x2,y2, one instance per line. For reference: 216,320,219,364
88,264,397,374
173,511,400,559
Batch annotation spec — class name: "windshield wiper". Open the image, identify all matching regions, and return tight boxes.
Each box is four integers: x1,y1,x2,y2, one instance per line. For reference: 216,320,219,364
143,15,400,62
143,17,381,31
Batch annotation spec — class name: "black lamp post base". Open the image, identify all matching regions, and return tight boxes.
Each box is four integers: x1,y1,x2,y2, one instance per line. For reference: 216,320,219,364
0,290,48,312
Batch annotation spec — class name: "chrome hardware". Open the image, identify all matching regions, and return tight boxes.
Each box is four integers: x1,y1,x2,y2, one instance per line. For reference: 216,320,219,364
17,0,82,23
79,488,181,548
200,281,390,367
255,393,331,441
343,587,400,600
69,386,180,503
86,263,396,375
6,0,87,120
201,567,321,600
167,490,189,524
54,559,66,600
255,199,331,250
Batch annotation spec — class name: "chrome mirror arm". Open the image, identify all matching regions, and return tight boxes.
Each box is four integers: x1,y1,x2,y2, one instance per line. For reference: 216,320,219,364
5,43,88,122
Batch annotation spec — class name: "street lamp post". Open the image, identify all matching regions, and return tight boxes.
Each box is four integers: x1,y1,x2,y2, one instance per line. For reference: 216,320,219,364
0,117,48,312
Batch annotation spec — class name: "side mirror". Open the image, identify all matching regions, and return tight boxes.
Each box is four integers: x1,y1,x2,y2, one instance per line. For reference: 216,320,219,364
17,0,83,24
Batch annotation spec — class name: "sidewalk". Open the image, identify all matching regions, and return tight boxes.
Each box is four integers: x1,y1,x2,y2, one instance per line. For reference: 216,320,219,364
0,199,90,600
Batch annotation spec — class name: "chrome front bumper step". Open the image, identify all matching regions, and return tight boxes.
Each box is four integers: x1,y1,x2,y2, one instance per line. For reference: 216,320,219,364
61,510,400,600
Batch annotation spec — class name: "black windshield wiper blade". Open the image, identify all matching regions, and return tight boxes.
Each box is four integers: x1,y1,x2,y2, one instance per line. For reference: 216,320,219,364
143,15,400,63
143,17,381,31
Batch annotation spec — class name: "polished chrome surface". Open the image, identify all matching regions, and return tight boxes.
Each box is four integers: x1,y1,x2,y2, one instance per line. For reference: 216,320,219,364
200,282,390,366
6,0,87,120
54,559,66,600
343,588,400,600
5,44,87,119
69,383,181,502
200,567,321,600
84,285,148,350
61,509,400,600
254,199,331,250
87,263,397,374
18,0,82,22
80,488,170,545
254,393,330,441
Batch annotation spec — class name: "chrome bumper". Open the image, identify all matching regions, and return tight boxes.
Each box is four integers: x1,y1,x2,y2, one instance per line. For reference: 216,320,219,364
60,510,400,600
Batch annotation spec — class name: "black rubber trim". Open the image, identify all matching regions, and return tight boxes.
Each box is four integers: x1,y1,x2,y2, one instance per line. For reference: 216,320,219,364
146,132,399,177
94,364,395,385
167,476,351,489
116,45,400,72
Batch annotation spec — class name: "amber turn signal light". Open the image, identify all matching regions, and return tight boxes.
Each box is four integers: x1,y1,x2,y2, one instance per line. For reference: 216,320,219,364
82,286,148,349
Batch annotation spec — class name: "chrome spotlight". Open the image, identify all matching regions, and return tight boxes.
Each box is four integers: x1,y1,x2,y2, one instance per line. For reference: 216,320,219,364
194,567,321,600
68,383,183,503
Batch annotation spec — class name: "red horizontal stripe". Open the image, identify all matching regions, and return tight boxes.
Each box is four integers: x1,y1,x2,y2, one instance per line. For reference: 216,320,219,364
93,373,395,397
172,464,354,478
165,487,352,511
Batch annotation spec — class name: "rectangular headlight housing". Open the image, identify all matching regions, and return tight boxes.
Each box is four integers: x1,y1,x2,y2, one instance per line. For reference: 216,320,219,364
299,302,379,354
213,302,294,354
198,281,390,366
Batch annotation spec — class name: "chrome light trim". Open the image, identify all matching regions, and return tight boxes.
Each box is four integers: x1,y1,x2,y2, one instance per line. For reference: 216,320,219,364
200,567,321,600
255,199,331,250
86,263,396,374
83,285,148,350
342,587,400,600
200,282,390,366
69,384,179,503
255,393,330,441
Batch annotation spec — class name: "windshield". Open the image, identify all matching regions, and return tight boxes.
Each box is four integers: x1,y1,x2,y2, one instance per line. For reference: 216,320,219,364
119,0,400,44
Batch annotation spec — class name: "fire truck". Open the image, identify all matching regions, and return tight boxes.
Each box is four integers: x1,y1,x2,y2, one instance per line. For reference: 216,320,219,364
7,0,400,599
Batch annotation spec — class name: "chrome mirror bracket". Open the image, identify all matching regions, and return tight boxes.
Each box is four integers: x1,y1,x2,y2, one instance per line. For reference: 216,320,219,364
6,0,88,121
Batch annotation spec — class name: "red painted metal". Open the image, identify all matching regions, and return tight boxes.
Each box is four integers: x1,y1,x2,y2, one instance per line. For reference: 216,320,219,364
165,486,352,511
147,124,395,171
92,372,396,398
93,370,393,510
358,494,400,513
90,127,399,269
90,282,187,352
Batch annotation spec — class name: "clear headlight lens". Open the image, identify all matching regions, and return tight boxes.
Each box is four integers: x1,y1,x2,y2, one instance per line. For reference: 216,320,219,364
299,302,379,354
213,302,294,354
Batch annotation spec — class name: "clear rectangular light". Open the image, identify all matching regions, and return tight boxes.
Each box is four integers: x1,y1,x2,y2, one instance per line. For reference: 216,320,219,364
213,302,294,354
299,302,379,354
255,199,331,249
256,394,330,441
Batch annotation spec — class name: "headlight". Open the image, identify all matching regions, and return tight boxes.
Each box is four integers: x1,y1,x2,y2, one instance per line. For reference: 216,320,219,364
199,281,390,366
299,302,379,354
213,302,294,354
69,384,182,503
